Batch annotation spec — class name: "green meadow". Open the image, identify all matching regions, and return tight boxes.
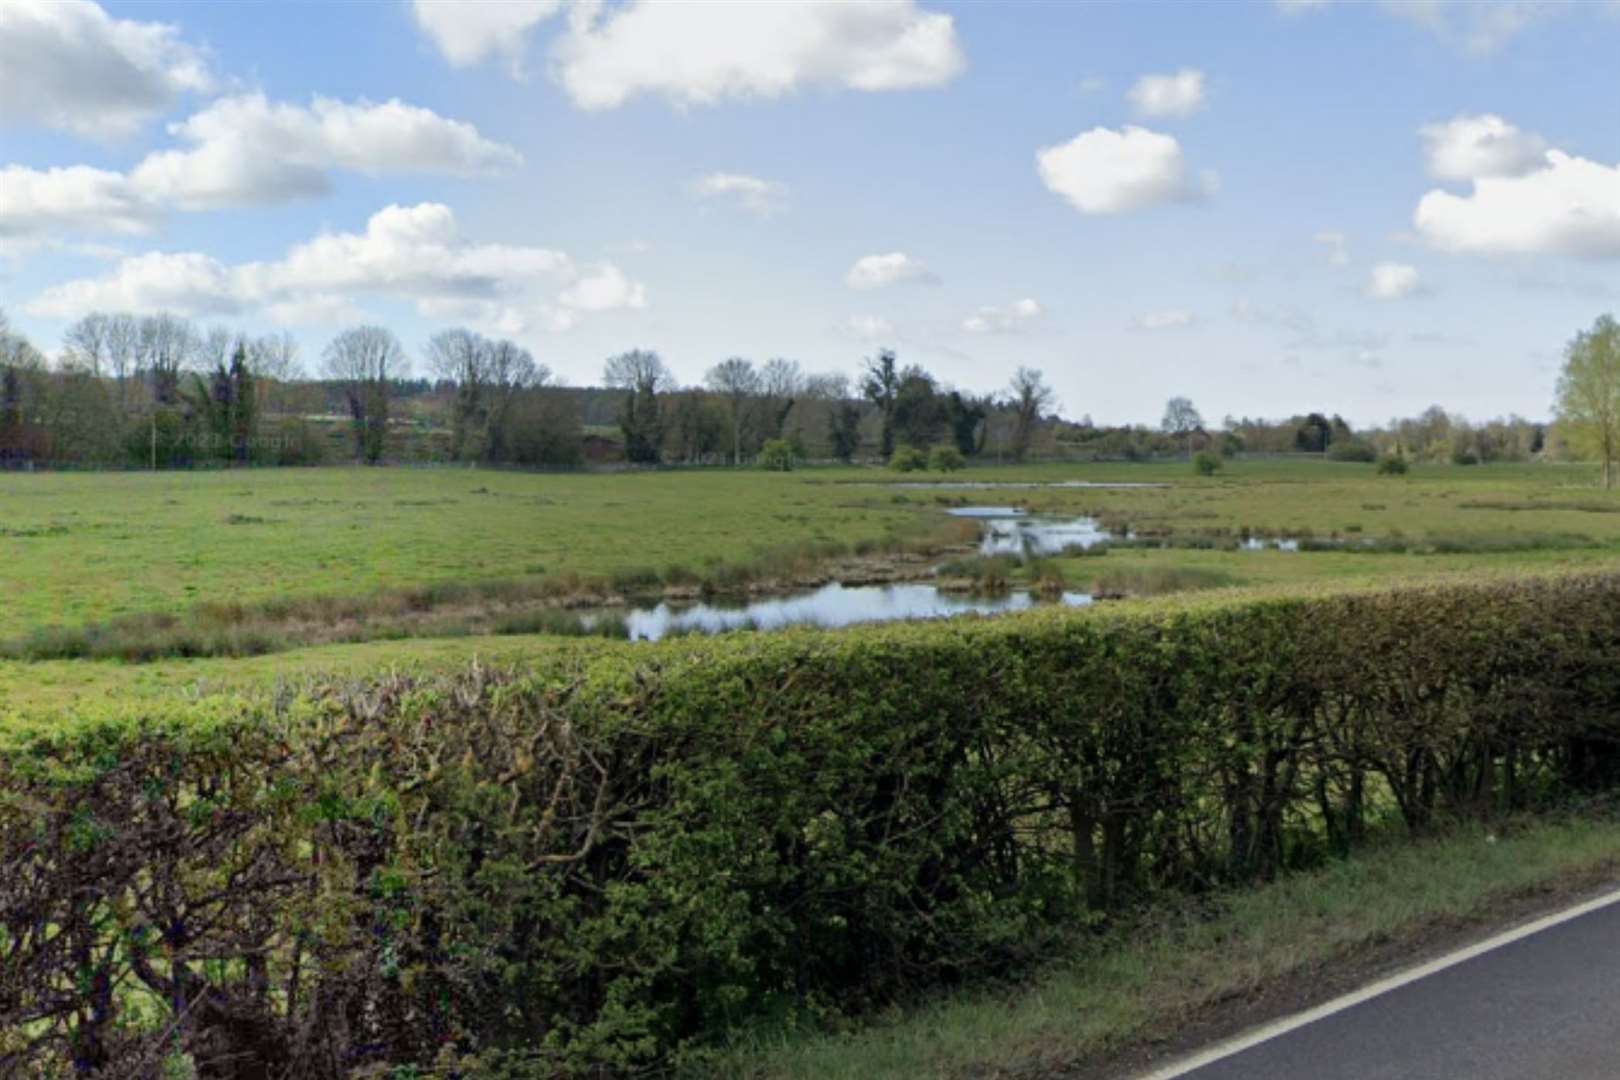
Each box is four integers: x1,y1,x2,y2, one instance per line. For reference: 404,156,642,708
6,457,1620,717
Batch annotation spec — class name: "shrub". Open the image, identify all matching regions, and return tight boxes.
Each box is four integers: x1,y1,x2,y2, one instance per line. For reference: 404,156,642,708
9,573,1620,1074
1193,450,1223,476
928,445,966,472
757,438,796,471
889,446,928,472
1326,440,1378,463
1451,446,1481,466
1377,453,1410,476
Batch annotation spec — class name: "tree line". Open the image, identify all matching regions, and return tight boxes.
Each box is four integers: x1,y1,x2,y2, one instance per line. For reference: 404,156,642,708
0,310,1065,471
5,306,1612,474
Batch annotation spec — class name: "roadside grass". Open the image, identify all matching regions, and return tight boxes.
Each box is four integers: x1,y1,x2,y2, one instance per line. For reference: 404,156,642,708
702,813,1620,1080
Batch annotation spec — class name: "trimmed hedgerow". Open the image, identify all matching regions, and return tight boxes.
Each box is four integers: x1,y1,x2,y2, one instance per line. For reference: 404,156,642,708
4,572,1620,1075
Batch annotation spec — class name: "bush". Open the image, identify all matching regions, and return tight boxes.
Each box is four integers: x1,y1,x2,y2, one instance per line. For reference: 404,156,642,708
928,444,966,472
758,438,795,471
1193,450,1223,476
1451,446,1481,466
9,573,1620,1073
1326,440,1378,463
1377,453,1410,476
889,446,928,472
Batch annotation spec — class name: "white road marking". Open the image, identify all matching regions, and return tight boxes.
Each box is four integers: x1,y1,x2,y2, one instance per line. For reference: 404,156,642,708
1138,885,1620,1079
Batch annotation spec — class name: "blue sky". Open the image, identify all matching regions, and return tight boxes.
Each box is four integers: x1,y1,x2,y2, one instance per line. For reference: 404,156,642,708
3,0,1620,426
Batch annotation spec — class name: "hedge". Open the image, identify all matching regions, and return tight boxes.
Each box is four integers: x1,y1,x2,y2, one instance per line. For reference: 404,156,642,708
4,572,1620,1076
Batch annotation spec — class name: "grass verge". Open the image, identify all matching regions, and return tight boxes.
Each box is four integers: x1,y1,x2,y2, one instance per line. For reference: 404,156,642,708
703,812,1620,1080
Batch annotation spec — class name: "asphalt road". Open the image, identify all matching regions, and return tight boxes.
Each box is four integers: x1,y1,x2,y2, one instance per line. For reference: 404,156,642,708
1174,898,1620,1080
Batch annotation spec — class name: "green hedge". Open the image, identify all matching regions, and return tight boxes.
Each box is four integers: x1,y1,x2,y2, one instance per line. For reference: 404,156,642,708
4,573,1620,1075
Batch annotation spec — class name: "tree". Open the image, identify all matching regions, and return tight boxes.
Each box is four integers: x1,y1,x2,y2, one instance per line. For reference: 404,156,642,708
892,365,947,450
807,373,863,463
861,349,901,458
944,391,989,458
426,329,488,461
1161,395,1203,457
62,313,113,376
136,313,197,406
705,357,759,465
604,349,672,464
323,326,406,464
758,357,803,442
1007,367,1055,463
184,340,258,465
1555,314,1620,488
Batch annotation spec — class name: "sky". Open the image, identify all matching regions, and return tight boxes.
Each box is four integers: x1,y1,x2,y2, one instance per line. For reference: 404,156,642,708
3,0,1620,427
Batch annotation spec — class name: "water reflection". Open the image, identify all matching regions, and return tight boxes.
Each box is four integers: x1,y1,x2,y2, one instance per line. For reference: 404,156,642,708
618,582,1093,642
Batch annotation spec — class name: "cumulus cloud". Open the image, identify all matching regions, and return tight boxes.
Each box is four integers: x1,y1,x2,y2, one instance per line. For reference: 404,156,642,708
0,0,212,139
963,298,1041,334
25,202,647,335
1127,69,1206,118
1036,126,1210,214
1366,262,1422,299
1313,230,1350,266
688,172,788,217
0,95,520,238
411,0,562,74
0,165,159,238
130,93,523,209
1420,114,1548,181
1130,308,1196,330
1414,150,1620,257
845,252,938,289
554,0,965,110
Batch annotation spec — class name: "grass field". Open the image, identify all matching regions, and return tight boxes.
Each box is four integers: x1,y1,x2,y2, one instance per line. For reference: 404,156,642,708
6,457,1620,715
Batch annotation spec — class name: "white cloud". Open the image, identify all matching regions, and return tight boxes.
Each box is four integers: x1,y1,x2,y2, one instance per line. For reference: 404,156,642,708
554,0,965,110
963,298,1042,334
845,314,895,340
845,252,938,289
1414,150,1620,257
131,93,523,209
26,202,647,336
1276,0,1559,53
1036,126,1210,214
1127,69,1206,118
411,0,562,74
1130,308,1196,331
1313,230,1350,266
1367,261,1422,299
0,94,521,240
1420,114,1548,181
1383,0,1554,55
688,172,788,217
0,0,212,139
0,165,159,237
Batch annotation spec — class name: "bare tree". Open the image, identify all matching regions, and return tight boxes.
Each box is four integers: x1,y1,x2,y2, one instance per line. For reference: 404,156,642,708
323,326,407,464
1007,367,1056,463
61,313,112,376
104,313,141,406
1161,395,1204,458
705,356,759,466
247,331,302,383
483,338,546,462
426,328,489,460
758,357,803,442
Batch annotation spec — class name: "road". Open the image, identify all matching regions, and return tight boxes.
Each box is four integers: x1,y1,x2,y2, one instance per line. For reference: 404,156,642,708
1162,896,1620,1080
